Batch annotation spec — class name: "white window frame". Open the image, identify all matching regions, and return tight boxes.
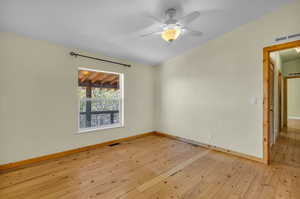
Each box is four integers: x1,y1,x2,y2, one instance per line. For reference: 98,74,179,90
77,67,124,134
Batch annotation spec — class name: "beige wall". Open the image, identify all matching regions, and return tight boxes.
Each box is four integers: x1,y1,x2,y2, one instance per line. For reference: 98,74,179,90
288,78,300,118
0,32,155,164
283,58,300,120
155,0,300,158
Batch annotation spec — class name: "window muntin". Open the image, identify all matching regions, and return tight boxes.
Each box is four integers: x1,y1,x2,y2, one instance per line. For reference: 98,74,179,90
78,69,123,132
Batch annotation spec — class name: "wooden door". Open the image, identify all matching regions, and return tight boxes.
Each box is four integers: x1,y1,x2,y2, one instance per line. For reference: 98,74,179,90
269,63,275,145
278,72,282,132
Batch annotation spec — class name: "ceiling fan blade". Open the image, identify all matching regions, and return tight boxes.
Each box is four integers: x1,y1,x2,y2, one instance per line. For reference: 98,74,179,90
183,27,203,36
147,15,164,24
140,31,162,37
178,11,200,25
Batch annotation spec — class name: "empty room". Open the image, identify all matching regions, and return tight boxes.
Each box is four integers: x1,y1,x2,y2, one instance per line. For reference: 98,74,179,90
0,0,300,198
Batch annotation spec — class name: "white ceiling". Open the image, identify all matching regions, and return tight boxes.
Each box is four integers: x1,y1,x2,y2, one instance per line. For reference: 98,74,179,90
280,48,300,63
0,0,294,66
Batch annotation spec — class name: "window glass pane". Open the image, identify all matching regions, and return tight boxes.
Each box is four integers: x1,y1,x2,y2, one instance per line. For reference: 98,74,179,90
79,114,86,129
91,88,120,112
78,87,87,113
78,70,122,131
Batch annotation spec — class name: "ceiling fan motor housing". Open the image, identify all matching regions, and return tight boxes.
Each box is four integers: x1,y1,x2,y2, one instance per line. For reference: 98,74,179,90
165,8,179,25
166,8,176,17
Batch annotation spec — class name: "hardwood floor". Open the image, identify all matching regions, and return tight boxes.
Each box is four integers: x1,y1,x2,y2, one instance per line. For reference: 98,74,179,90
288,119,300,130
0,132,300,199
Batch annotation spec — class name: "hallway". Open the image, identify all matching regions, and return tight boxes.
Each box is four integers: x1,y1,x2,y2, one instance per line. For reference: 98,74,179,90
271,127,300,168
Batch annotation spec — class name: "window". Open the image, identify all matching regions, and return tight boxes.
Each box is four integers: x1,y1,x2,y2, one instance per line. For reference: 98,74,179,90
78,68,123,132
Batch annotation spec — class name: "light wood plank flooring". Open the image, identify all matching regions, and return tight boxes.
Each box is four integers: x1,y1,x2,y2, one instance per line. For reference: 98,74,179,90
0,131,300,199
288,119,300,130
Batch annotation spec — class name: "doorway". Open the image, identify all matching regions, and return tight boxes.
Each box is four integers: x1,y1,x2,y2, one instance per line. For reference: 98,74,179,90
263,40,300,164
286,76,300,129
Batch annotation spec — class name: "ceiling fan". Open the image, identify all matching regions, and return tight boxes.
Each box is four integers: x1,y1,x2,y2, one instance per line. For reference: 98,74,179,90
141,8,203,43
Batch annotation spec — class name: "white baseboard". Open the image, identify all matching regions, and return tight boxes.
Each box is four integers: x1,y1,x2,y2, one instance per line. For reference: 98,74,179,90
288,116,300,120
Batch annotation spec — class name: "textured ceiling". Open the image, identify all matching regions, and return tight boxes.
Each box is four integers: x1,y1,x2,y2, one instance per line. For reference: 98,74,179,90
0,0,294,66
280,48,300,63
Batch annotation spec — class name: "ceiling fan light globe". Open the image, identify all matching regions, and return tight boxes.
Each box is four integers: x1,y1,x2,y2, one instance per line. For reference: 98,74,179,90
161,28,181,42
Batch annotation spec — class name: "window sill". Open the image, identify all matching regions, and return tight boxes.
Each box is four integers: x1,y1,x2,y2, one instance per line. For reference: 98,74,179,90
77,124,124,134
